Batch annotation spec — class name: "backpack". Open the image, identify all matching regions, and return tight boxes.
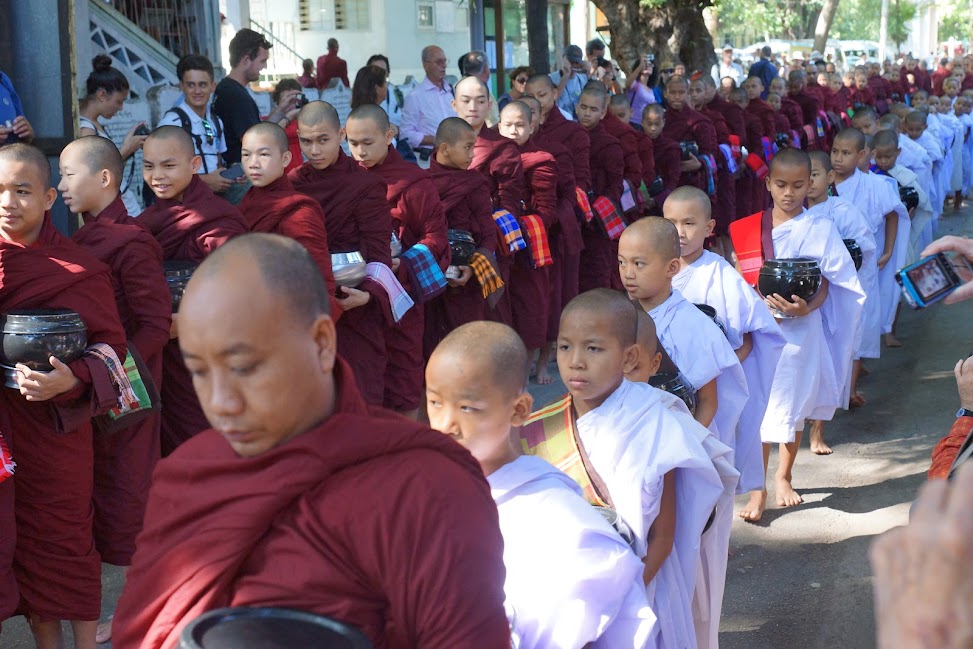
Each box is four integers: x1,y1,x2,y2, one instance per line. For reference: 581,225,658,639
163,106,224,174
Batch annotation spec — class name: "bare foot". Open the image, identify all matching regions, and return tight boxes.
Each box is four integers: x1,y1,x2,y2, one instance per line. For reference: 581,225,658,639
738,490,767,522
809,423,833,455
775,477,804,507
859,363,870,377
534,365,555,385
849,392,866,408
96,617,113,644
884,333,903,348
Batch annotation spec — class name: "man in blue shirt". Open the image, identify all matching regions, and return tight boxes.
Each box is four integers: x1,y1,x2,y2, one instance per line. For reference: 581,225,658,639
549,45,589,119
748,46,778,100
0,72,34,143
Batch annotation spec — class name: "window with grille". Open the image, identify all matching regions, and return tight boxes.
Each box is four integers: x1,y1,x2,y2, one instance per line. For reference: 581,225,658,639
299,0,369,30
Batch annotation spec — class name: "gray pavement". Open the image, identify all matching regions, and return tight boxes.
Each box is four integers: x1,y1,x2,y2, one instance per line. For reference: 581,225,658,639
3,202,972,648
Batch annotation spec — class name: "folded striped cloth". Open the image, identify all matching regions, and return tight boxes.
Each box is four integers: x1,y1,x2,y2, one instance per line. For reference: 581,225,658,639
400,243,448,304
469,251,505,307
575,187,594,223
719,144,738,174
789,130,802,148
701,154,718,197
366,261,414,322
803,124,817,144
0,430,14,484
816,112,828,138
492,209,528,254
592,196,627,240
519,214,554,268
744,152,769,180
761,136,776,163
85,343,140,415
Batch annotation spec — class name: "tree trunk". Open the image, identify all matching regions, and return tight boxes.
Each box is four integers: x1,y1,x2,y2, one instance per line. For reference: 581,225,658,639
525,0,551,74
591,0,717,76
813,0,841,53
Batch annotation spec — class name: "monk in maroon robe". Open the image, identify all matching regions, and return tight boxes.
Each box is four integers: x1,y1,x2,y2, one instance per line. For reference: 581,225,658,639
347,107,450,416
112,234,509,649
0,144,127,647
139,126,247,456
238,122,339,317
498,101,556,358
730,88,769,214
767,92,794,137
424,118,496,356
60,138,171,586
603,111,643,213
578,84,624,293
788,71,826,151
662,76,719,195
642,104,683,211
456,76,527,325
692,75,738,230
290,102,394,407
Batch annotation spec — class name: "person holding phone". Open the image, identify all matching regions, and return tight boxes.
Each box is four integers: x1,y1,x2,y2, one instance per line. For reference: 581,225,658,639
626,54,658,129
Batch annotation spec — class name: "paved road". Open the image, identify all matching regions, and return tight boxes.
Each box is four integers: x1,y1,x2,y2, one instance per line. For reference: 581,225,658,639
4,204,971,648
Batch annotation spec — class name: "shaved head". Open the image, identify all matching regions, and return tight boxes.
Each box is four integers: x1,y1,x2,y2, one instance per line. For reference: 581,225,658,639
666,75,690,90
580,81,609,103
851,105,878,122
808,150,832,172
878,113,901,130
665,185,711,218
347,103,390,132
432,322,529,396
145,125,196,159
524,73,555,92
62,136,123,182
635,310,658,354
873,129,898,149
834,127,866,151
297,100,340,129
609,93,630,109
620,215,681,261
0,142,51,187
768,146,812,175
434,116,475,148
192,233,331,325
562,289,639,347
643,103,665,120
501,100,531,123
904,110,927,126
455,75,489,97
243,121,290,154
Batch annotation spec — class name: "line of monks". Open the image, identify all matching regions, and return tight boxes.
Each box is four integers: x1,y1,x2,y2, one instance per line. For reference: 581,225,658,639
0,55,971,649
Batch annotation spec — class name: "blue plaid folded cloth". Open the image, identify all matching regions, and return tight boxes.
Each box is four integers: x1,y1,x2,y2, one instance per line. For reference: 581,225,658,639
400,243,448,303
492,209,527,253
719,144,738,174
366,262,414,322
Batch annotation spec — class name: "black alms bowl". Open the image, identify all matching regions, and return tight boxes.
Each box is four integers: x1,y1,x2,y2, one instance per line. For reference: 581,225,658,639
758,258,822,303
694,303,728,338
899,185,919,212
0,309,87,371
448,229,476,267
649,371,698,415
843,239,863,271
164,261,197,313
179,607,373,649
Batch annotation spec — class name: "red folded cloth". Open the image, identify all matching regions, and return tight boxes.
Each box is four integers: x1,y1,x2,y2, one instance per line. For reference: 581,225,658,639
575,187,594,223
519,214,554,268
592,196,627,240
744,152,769,181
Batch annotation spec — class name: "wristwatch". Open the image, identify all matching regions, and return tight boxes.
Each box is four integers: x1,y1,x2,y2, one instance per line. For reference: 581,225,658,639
957,408,973,418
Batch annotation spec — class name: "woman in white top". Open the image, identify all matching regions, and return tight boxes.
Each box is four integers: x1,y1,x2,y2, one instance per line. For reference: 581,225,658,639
78,54,147,215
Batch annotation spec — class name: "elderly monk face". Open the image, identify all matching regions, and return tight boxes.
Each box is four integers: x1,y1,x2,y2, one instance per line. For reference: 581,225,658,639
58,144,110,214
345,116,393,169
142,136,201,202
241,130,291,188
0,158,56,245
179,250,338,458
297,119,344,171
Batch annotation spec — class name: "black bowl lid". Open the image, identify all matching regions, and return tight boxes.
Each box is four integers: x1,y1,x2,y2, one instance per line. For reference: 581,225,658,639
164,260,197,278
762,257,821,271
447,229,475,244
2,309,86,334
180,607,373,649
695,303,718,318
648,371,680,387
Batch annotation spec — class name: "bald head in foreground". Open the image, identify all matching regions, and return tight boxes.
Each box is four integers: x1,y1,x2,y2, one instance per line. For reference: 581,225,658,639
112,231,511,649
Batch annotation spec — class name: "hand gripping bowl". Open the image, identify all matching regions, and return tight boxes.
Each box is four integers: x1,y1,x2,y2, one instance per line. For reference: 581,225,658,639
843,239,863,271
899,184,919,212
164,261,197,313
648,371,698,415
178,607,373,649
1,309,87,389
447,229,477,267
694,303,728,338
757,258,822,318
331,251,367,289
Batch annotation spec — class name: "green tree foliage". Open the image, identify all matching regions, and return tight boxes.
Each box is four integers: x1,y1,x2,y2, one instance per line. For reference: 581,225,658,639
939,0,973,42
828,0,916,49
715,0,824,42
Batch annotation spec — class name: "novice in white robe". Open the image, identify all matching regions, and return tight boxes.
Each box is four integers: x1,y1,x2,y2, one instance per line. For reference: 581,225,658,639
578,380,724,649
871,173,911,333
885,163,934,262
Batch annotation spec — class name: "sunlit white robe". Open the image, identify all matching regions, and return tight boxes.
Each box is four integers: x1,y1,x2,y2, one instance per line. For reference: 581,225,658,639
672,250,784,493
885,162,932,263
872,172,912,333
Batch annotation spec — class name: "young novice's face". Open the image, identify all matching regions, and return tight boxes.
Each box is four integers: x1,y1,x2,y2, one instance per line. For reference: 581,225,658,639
926,97,941,114
766,93,782,112
873,144,900,172
0,159,56,244
663,201,714,259
855,74,869,90
642,111,665,139
425,352,531,466
438,131,477,170
345,117,392,169
831,138,864,179
852,115,878,135
609,102,633,124
142,137,201,202
766,162,810,213
944,81,960,98
807,159,834,202
58,146,108,214
905,120,925,140
912,94,928,109
688,81,707,108
241,132,291,188
624,336,662,384
498,108,531,147
829,76,843,92
576,93,607,130
769,79,787,96
452,84,489,129
843,74,855,88
297,120,344,171
557,309,637,413
618,233,679,305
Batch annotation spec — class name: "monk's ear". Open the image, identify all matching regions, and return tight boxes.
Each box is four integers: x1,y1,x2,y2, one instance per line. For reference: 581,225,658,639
190,155,202,174
386,128,395,146
621,343,640,375
338,127,347,143
705,219,716,237
311,314,337,374
450,98,459,114
510,390,534,427
665,257,681,278
826,169,836,185
281,149,293,168
42,186,57,211
648,351,663,377
99,168,112,190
